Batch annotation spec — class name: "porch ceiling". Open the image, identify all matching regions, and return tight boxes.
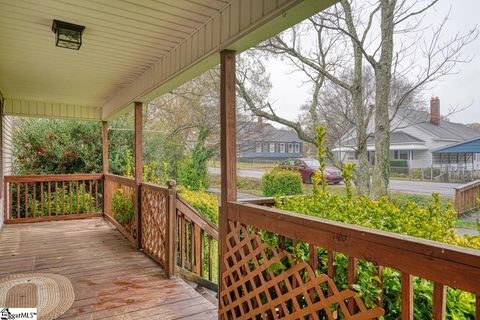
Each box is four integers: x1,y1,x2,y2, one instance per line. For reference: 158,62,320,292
0,0,336,121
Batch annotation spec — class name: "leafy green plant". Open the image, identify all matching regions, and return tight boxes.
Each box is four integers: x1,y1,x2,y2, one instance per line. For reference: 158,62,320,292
262,168,303,197
268,125,480,319
112,188,134,225
178,129,217,191
178,186,218,225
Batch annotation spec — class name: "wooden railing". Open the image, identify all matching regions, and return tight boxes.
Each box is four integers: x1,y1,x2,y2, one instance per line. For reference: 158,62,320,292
3,174,103,224
455,179,480,215
176,195,219,290
103,173,136,244
219,201,480,319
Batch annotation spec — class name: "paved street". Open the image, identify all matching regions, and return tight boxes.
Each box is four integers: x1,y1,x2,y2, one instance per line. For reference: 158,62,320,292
208,167,462,198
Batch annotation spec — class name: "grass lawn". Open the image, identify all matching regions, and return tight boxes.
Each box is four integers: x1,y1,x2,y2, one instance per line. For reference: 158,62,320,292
208,160,276,170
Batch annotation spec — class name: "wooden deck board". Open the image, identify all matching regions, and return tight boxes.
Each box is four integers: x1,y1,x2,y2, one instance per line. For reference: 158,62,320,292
0,218,217,319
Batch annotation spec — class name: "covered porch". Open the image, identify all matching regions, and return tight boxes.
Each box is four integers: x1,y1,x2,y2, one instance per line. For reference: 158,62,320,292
1,1,480,320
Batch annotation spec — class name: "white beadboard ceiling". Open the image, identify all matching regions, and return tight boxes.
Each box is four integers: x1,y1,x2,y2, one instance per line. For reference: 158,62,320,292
0,0,336,120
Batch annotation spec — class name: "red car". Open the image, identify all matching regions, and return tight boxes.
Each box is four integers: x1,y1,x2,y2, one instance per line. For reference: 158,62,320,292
279,158,343,184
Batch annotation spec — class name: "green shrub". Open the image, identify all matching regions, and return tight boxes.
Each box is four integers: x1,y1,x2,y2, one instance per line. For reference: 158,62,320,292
178,129,216,191
262,168,303,197
390,159,408,168
112,189,134,225
178,186,218,225
23,184,97,218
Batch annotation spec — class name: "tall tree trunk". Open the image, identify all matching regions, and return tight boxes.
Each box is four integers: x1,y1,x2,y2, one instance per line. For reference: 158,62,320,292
342,0,370,195
372,0,396,197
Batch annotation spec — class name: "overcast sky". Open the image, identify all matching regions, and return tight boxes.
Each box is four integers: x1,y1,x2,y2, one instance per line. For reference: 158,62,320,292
263,0,480,126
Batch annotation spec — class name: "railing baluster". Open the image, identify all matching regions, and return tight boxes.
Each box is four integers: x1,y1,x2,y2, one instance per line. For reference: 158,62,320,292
89,180,93,213
82,180,86,213
48,181,51,216
348,257,358,314
208,236,213,281
476,295,480,320
76,180,79,214
401,272,413,320
40,182,44,217
24,182,28,218
327,250,335,296
69,181,73,214
179,215,185,268
433,282,446,320
309,244,318,270
55,181,58,215
8,183,12,220
17,183,20,219
190,221,195,270
62,181,65,215
194,224,202,275
95,180,99,213
33,182,36,218
376,265,384,308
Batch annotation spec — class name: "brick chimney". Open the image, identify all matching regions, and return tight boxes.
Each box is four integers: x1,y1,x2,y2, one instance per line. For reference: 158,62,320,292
430,97,440,125
257,116,265,129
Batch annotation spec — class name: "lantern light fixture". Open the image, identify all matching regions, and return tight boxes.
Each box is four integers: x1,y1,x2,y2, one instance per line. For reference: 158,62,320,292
51,19,85,50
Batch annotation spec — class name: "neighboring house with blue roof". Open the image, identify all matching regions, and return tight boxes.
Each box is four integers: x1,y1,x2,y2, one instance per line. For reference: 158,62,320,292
238,117,304,161
332,97,480,169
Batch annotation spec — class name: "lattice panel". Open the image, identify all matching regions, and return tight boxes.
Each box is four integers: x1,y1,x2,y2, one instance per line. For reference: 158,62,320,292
141,186,168,268
220,221,384,320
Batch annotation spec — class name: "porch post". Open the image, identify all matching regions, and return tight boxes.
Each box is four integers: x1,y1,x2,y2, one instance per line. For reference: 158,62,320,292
219,49,237,311
102,121,108,217
134,101,143,250
102,121,109,174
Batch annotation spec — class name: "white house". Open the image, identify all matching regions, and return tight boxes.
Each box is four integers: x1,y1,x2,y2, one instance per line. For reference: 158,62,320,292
332,97,480,169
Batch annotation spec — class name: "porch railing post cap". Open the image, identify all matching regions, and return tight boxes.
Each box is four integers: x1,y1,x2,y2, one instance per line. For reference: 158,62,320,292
167,179,176,189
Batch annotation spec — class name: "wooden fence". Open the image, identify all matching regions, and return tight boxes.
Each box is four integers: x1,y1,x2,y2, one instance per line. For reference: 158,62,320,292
3,174,103,224
454,179,480,215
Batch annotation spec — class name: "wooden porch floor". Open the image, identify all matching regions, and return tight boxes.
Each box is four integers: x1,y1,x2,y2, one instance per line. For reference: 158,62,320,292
0,218,217,320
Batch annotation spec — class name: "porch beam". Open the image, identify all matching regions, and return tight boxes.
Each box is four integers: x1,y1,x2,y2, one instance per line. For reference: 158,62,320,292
134,101,143,249
219,49,237,310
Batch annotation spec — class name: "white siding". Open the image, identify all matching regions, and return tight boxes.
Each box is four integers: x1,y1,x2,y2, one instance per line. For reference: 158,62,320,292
0,115,13,228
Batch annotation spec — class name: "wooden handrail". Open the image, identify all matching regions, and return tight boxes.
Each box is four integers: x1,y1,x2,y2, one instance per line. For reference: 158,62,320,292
226,201,480,295
104,173,136,188
454,179,480,192
5,173,102,183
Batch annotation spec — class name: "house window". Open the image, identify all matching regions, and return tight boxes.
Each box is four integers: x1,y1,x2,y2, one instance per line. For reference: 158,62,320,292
288,143,293,153
393,150,409,160
279,143,285,153
294,143,300,154
269,143,275,153
255,142,262,153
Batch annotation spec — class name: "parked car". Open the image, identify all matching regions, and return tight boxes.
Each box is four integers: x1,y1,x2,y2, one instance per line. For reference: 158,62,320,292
279,158,343,184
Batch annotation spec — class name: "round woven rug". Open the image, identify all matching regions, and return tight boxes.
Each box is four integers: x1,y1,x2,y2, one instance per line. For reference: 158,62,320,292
0,273,75,320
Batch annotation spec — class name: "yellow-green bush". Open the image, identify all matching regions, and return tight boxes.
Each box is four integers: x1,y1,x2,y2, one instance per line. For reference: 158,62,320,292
112,189,134,225
177,186,218,225
262,168,303,197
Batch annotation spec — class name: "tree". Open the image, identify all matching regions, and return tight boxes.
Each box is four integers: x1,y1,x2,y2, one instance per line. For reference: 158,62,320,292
13,118,103,174
237,0,478,197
